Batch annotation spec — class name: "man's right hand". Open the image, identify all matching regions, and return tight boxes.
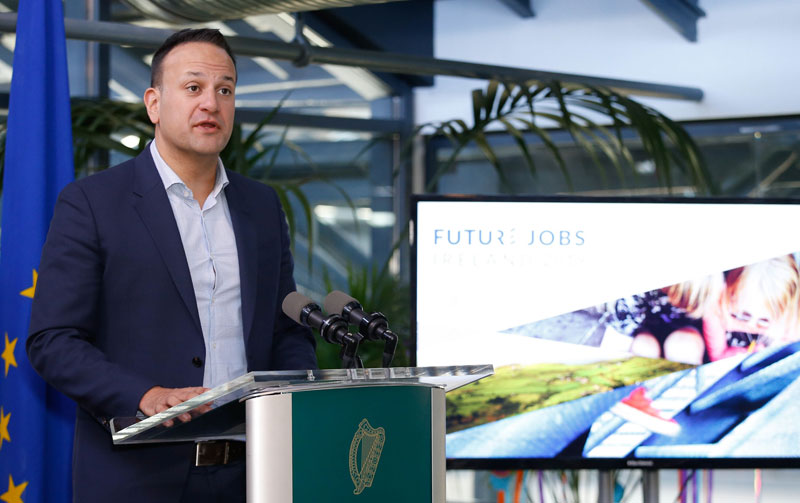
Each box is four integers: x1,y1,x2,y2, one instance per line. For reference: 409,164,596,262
138,386,211,426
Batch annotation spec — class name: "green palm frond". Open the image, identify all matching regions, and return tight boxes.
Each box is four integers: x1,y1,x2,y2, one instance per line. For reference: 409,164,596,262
0,98,152,189
319,261,411,369
418,80,715,195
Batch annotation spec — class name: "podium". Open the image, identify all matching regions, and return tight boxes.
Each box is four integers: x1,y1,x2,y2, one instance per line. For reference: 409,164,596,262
111,365,493,503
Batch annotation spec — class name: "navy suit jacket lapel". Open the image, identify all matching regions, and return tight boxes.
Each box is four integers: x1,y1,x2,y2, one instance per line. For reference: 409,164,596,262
130,150,203,336
224,175,258,346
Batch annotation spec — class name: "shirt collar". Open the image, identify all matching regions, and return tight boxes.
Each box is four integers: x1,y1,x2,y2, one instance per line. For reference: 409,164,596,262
149,140,229,198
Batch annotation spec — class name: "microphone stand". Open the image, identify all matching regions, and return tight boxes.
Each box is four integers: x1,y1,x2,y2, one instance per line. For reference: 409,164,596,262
339,333,364,369
345,304,398,368
380,329,398,367
315,312,364,369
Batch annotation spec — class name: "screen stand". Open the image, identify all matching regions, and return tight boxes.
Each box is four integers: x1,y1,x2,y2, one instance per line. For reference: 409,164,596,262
642,470,659,503
597,470,614,503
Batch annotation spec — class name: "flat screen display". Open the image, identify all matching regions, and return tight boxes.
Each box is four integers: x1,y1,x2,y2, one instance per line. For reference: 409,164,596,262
412,195,800,468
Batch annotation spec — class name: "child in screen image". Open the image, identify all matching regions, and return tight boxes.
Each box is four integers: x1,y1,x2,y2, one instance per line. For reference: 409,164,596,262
702,256,800,361
630,255,800,364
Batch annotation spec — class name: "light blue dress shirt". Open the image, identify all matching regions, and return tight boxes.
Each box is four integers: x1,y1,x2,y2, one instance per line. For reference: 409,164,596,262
150,141,247,389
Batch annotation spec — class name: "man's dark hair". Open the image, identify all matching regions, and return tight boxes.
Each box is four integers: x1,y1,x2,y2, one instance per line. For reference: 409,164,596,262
150,28,237,88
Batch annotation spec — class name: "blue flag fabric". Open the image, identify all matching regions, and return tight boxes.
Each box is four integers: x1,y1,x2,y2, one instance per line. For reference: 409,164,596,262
0,1,76,502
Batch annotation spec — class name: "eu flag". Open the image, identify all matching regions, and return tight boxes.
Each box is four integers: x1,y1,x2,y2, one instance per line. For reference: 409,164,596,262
0,1,76,502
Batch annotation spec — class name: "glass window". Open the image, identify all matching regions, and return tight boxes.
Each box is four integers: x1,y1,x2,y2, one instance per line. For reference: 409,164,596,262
428,117,800,199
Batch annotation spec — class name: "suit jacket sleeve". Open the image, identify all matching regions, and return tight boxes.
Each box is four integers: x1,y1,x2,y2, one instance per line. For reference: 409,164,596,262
27,181,156,422
268,191,317,370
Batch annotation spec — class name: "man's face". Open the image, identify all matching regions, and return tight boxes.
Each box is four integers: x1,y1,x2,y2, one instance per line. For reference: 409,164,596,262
145,42,236,162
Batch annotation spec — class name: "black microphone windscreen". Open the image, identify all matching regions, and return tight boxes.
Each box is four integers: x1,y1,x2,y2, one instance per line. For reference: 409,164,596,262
282,291,314,324
324,290,358,315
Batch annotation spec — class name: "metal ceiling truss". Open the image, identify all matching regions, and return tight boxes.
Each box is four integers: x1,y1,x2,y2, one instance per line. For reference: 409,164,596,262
0,12,703,101
121,0,409,23
497,0,534,19
640,0,706,42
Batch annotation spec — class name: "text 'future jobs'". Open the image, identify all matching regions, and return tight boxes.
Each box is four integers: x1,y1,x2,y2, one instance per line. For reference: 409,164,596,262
433,228,585,247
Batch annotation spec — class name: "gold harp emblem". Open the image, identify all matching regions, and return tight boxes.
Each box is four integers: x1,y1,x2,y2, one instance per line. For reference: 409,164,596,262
349,418,385,495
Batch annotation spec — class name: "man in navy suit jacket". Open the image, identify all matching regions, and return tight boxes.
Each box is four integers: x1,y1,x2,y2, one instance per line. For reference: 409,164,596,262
27,29,316,502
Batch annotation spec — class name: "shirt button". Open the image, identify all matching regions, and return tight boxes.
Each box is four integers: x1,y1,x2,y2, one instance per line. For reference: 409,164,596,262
192,357,203,368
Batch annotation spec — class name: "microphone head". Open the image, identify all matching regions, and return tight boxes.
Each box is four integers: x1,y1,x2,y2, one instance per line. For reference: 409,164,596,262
324,290,360,315
282,291,316,324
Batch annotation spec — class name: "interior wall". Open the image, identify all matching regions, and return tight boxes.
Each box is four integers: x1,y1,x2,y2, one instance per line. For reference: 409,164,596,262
415,0,800,125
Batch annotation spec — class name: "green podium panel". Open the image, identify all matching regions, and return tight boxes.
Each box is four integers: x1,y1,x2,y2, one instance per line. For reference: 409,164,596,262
246,385,445,503
292,386,435,502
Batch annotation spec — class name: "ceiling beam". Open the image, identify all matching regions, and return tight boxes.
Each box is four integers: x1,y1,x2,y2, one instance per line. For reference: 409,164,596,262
640,0,706,42
498,0,535,18
0,92,405,133
237,108,404,133
0,13,703,101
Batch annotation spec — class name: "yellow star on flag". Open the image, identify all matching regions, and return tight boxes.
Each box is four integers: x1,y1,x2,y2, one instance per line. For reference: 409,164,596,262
19,270,37,299
0,408,9,450
1,334,17,378
0,475,27,503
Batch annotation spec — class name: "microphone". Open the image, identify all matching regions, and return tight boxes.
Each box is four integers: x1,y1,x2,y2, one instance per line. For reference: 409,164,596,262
282,292,363,368
323,291,398,367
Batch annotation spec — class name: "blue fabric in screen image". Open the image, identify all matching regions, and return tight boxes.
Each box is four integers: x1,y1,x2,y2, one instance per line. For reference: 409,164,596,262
448,341,800,461
639,341,800,458
446,386,634,458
